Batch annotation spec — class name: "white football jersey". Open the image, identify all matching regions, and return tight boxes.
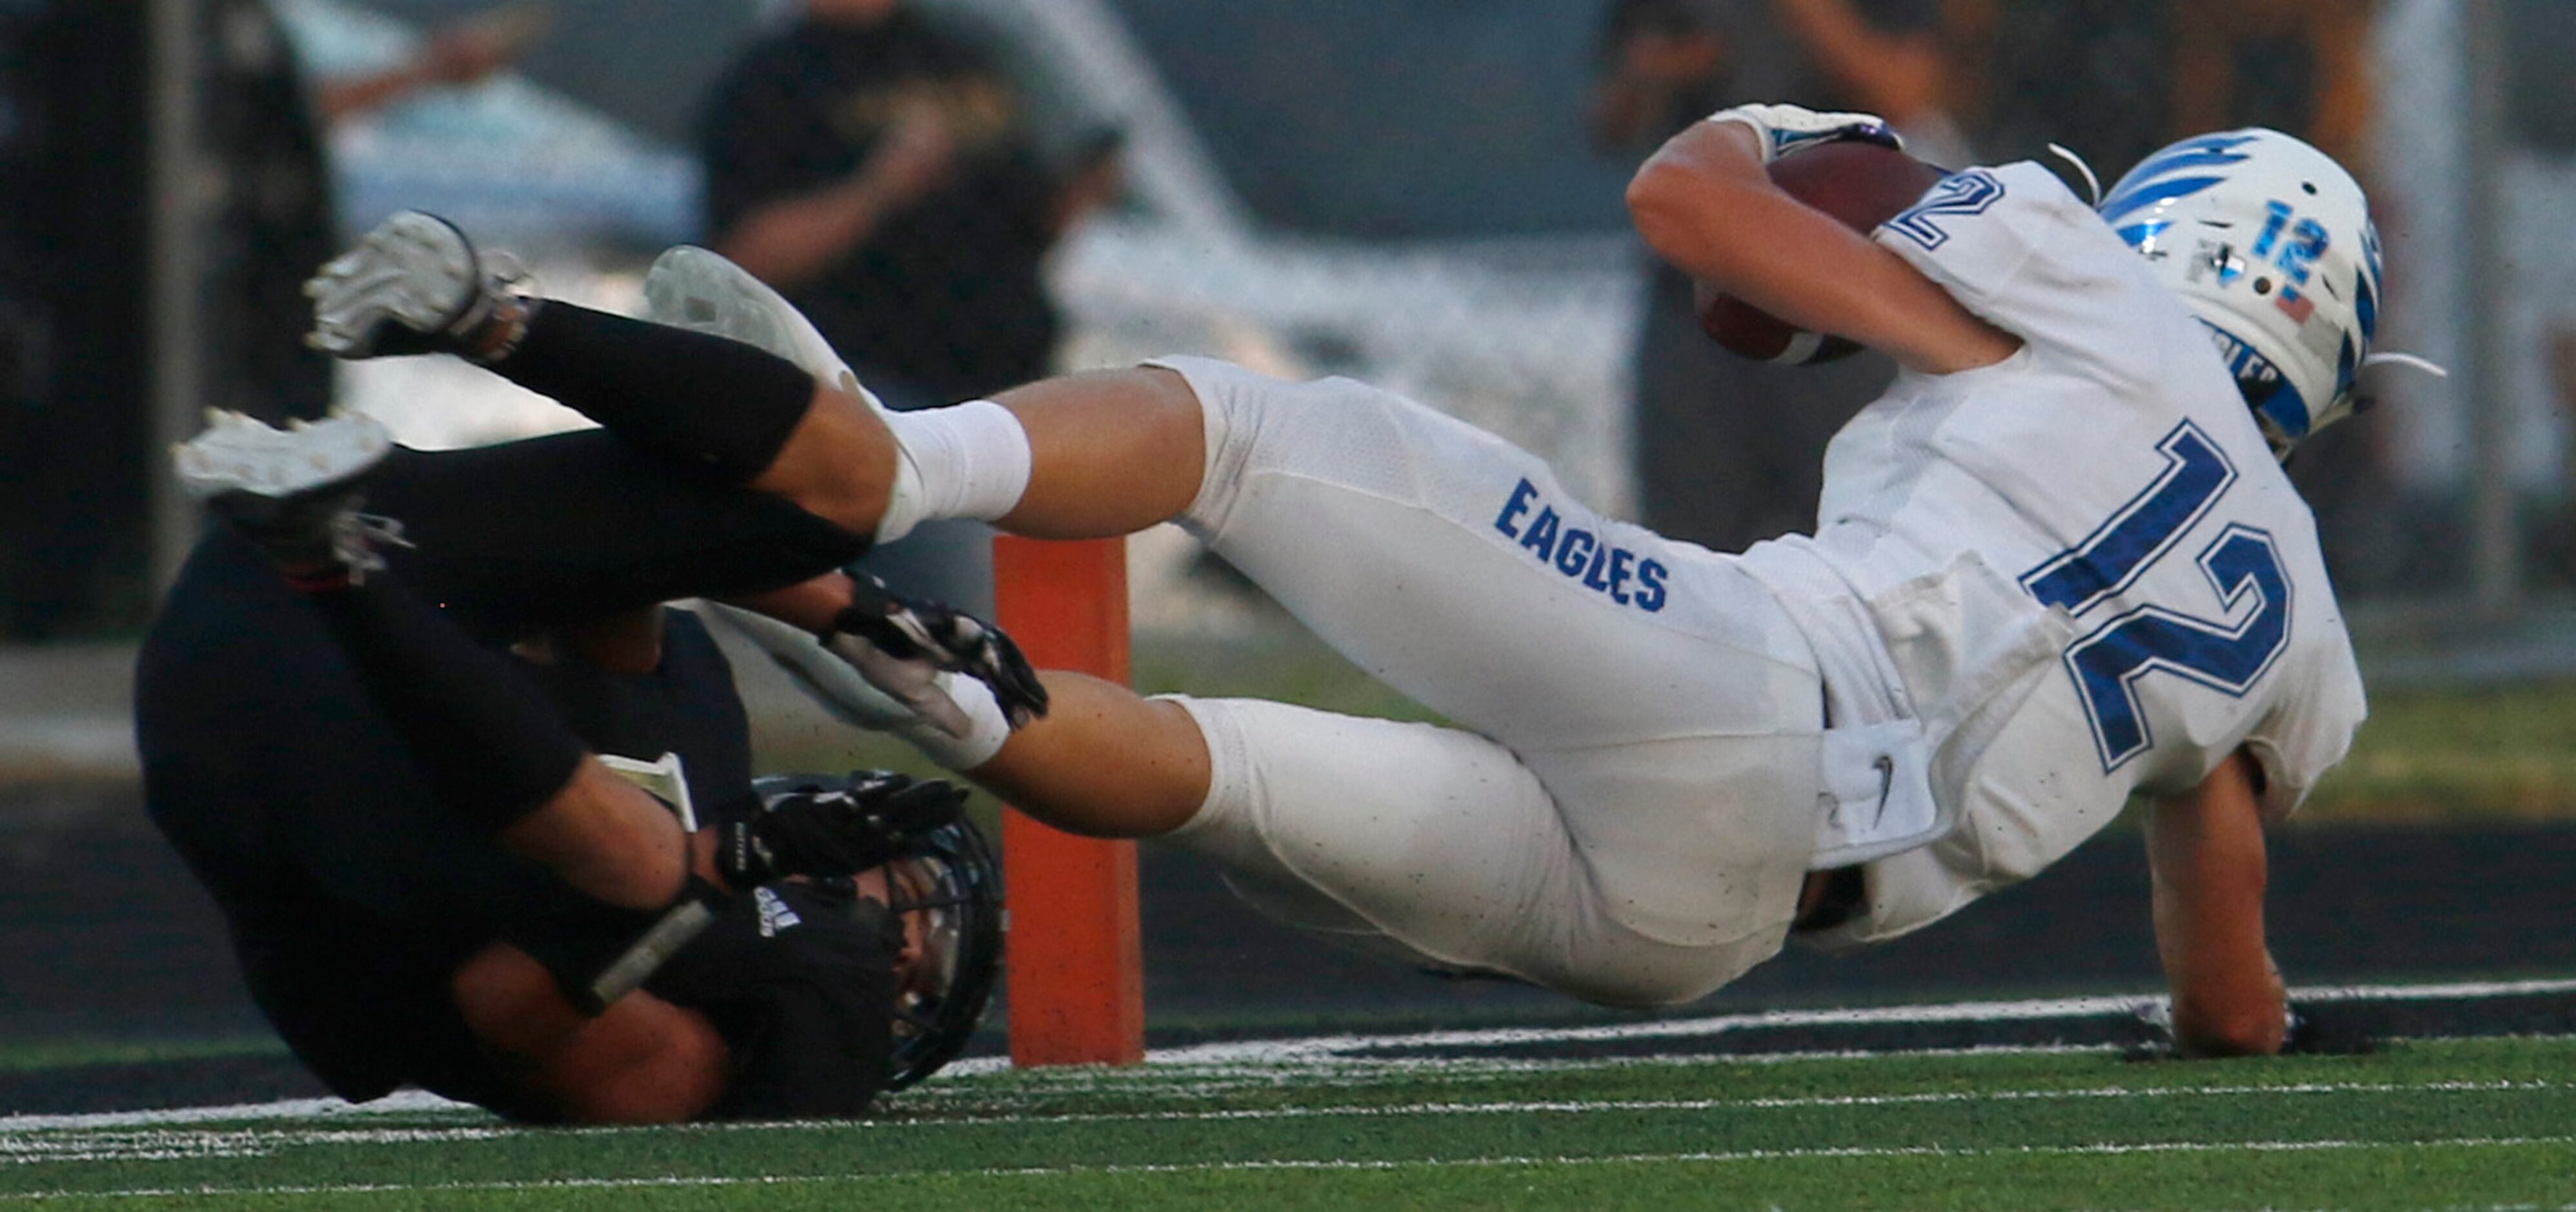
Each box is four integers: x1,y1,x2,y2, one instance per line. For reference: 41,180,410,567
1736,161,2367,947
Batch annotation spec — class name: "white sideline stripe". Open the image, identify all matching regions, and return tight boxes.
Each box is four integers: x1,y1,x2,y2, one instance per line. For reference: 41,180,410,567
1,1078,2551,1160
5,976,2569,1135
0,1091,467,1135
6,1135,2575,1200
911,1078,2556,1128
0,1127,520,1164
1149,976,2576,1066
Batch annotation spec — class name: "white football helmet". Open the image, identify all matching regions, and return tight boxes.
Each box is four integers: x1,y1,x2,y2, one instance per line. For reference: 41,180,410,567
2099,128,2382,460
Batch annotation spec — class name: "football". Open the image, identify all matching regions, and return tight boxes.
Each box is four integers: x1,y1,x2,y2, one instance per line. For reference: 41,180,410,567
1696,139,1948,365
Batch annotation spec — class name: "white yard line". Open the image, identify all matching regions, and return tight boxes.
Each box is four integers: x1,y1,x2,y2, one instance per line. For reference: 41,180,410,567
0,1076,2553,1164
4,976,2569,1135
1152,976,2576,1066
5,1135,2575,1201
0,1091,467,1135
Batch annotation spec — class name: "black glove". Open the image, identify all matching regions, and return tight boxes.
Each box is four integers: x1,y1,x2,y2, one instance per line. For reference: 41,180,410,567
718,771,967,889
821,574,1049,738
2121,999,2379,1062
2280,1002,2380,1056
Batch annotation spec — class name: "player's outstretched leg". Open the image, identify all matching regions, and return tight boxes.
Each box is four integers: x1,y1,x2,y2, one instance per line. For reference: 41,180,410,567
636,247,1049,744
176,410,986,894
176,409,642,883
307,212,894,537
641,245,881,410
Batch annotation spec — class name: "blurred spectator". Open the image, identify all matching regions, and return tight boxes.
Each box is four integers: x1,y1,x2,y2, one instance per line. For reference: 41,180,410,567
698,0,1122,614
1591,0,1908,553
310,6,542,126
2164,0,2399,592
205,1,535,428
0,0,525,638
2548,327,2576,584
1944,0,2170,174
1771,0,1974,168
202,0,338,429
2171,0,2371,167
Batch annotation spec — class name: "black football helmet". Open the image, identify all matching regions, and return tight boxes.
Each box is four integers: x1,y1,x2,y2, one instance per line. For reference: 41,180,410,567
880,813,1004,1089
748,774,1003,1091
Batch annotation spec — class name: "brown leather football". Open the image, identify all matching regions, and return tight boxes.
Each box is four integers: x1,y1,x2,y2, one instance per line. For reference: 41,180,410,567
1696,139,1949,364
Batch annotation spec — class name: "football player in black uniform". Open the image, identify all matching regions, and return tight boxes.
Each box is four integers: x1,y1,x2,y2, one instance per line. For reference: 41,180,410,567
138,218,1038,1122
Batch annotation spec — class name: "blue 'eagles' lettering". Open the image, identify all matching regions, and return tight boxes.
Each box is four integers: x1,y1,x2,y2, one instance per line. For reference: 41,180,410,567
1493,479,1668,611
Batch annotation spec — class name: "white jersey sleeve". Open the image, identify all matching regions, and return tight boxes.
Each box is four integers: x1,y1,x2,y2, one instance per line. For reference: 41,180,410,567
2244,609,2368,823
1871,161,2172,395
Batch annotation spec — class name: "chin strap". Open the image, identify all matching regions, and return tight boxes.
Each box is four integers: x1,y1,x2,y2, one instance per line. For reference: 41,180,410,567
573,876,729,1015
2047,142,2103,206
2351,351,2451,416
2361,351,2450,378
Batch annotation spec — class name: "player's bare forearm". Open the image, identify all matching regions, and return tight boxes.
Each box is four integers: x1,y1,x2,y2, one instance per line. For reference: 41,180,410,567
498,760,698,911
720,574,858,636
451,942,728,1123
711,179,898,294
1624,119,2017,375
2147,749,2288,1057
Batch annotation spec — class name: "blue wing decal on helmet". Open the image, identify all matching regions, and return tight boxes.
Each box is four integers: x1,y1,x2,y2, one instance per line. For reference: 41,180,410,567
2100,176,2229,225
2098,134,2261,225
2112,135,2260,188
2115,220,2173,249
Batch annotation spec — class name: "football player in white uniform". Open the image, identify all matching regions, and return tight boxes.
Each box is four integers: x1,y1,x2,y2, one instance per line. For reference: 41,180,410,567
303,104,2390,1058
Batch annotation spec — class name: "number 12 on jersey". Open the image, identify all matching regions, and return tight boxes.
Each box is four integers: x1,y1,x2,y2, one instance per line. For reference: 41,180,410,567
2020,421,2293,772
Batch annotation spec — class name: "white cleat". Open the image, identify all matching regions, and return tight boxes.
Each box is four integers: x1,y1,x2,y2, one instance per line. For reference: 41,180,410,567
305,211,498,358
174,409,393,501
174,410,407,580
641,245,888,414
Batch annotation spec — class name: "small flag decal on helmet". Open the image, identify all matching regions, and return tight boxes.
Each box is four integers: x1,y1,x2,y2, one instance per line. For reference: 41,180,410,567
2275,288,2315,325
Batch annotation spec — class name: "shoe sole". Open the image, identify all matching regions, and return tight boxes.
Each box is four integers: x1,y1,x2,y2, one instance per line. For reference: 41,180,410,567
174,410,394,501
307,212,479,356
642,246,878,407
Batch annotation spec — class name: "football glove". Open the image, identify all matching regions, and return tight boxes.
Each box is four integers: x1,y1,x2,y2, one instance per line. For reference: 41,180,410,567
1707,102,1904,164
718,770,968,889
820,574,1048,738
2121,998,2379,1061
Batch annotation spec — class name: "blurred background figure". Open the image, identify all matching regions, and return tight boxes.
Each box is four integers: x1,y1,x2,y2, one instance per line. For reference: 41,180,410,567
206,0,538,430
1770,0,1973,169
696,0,1123,615
2169,0,2371,167
1942,0,2170,172
2162,0,2402,593
1590,0,1942,554
0,0,533,638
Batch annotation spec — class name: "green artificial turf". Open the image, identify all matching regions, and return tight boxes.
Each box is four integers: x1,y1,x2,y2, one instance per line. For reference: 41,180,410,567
8,1037,2573,1210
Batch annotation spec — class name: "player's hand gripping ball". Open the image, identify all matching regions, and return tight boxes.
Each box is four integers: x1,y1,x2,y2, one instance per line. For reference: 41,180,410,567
1696,135,1949,365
